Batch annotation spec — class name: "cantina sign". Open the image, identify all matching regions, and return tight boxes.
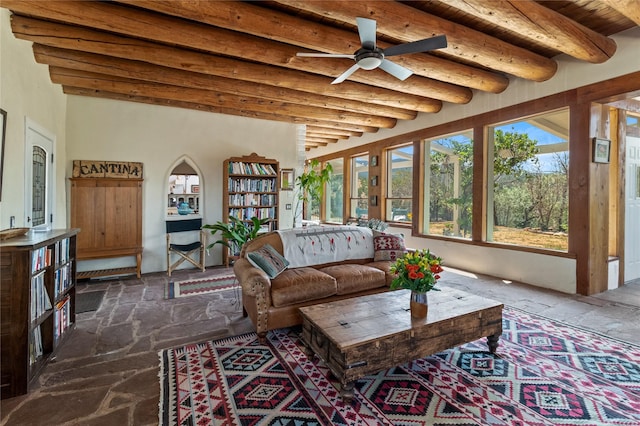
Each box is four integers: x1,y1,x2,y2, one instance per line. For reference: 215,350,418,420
72,160,143,179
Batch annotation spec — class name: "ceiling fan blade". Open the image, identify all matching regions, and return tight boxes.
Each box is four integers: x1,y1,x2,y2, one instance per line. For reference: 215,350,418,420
356,17,377,50
332,63,361,84
383,35,447,57
378,59,413,81
296,53,356,59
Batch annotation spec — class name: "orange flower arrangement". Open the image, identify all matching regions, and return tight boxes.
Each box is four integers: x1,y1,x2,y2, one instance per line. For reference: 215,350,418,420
390,249,443,293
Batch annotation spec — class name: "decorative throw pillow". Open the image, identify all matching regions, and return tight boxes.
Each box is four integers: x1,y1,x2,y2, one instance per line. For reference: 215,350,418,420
373,230,406,262
247,244,290,279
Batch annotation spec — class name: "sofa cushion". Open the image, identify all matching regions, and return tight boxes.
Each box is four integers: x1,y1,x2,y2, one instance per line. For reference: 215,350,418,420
247,243,289,279
271,267,337,307
366,261,395,286
320,264,386,295
373,230,406,262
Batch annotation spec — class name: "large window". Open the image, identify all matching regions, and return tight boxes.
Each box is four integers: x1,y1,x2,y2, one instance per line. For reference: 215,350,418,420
386,145,413,223
487,109,569,251
423,131,473,238
350,155,369,219
326,158,344,223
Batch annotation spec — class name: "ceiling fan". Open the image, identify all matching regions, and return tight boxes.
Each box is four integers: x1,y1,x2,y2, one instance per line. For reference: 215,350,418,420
297,17,447,84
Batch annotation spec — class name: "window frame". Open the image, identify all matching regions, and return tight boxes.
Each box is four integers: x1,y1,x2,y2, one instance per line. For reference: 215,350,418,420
349,154,369,220
384,144,414,224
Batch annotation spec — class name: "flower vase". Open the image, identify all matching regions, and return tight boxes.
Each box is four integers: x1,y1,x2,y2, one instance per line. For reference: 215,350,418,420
410,291,428,319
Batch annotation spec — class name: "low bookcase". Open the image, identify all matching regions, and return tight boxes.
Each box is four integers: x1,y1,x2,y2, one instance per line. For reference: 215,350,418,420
0,229,79,399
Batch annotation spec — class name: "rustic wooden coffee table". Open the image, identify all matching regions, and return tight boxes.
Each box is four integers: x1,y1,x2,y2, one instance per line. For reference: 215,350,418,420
299,287,503,402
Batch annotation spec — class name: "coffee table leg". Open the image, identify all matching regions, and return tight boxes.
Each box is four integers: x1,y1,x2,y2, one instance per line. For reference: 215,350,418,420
300,340,315,358
487,333,500,353
341,381,355,404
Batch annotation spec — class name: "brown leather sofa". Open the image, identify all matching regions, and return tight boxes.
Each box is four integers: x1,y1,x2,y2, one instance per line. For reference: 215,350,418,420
233,226,396,340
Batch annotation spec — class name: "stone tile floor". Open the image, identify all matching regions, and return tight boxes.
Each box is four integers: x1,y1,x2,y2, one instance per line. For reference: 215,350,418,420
1,266,639,425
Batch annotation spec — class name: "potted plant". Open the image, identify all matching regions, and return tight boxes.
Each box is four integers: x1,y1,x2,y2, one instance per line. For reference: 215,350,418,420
292,159,333,227
390,250,444,319
203,216,270,259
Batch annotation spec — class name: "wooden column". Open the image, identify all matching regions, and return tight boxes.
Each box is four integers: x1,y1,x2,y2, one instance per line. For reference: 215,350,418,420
368,149,383,221
571,102,611,295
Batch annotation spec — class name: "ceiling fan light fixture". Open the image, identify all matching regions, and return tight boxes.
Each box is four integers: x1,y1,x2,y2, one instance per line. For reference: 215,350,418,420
358,56,382,70
298,17,447,84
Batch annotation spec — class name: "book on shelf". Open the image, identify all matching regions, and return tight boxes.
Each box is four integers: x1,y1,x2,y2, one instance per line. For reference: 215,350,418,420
30,271,52,322
228,178,276,193
54,295,72,342
54,238,70,265
31,246,52,273
54,263,73,298
229,161,276,176
30,326,43,366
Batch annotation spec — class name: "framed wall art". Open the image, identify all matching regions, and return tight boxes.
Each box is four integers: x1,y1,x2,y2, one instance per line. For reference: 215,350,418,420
280,168,294,190
370,155,378,167
592,137,611,164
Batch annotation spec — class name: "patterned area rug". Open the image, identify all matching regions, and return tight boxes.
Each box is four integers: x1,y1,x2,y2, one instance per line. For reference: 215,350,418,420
164,274,238,299
158,307,640,425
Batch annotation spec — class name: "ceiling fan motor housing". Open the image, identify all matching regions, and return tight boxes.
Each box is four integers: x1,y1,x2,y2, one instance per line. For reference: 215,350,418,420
355,47,384,69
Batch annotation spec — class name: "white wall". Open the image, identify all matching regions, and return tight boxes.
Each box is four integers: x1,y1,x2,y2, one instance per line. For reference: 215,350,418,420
65,96,300,273
396,228,576,294
0,9,68,229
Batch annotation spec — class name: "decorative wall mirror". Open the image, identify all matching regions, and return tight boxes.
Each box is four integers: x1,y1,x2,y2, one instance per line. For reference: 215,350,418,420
167,160,202,217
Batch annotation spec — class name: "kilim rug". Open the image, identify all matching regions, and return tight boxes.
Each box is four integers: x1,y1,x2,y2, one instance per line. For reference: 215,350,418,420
164,274,238,299
158,307,640,425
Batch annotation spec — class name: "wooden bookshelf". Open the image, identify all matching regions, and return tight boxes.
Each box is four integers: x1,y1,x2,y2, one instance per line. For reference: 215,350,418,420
223,153,279,265
0,229,79,399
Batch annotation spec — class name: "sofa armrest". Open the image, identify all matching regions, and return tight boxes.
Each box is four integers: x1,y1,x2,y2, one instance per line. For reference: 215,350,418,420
233,257,271,297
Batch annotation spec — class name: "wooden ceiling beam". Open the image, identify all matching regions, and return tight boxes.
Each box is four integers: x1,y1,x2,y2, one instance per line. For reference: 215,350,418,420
3,1,457,105
305,136,339,144
306,126,363,138
62,86,378,135
275,0,558,81
306,132,350,140
116,0,507,94
598,0,640,26
440,0,616,63
10,15,440,114
307,126,362,137
49,67,398,128
32,44,417,121
304,139,330,146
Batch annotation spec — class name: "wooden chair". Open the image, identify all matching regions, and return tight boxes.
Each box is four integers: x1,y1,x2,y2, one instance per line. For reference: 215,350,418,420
166,218,206,277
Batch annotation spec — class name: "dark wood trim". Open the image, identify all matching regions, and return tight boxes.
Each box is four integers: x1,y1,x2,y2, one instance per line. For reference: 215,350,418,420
616,110,627,286
472,125,485,243
576,71,640,104
412,139,422,237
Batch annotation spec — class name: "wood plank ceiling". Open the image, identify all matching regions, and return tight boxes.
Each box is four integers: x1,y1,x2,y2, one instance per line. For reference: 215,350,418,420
2,1,638,150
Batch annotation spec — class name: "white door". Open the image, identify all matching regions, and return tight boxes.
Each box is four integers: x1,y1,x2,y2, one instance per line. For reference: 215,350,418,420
24,118,55,230
625,135,640,282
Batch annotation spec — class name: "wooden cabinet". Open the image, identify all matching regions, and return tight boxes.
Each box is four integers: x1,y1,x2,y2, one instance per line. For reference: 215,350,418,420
223,153,279,265
70,178,143,279
0,229,78,399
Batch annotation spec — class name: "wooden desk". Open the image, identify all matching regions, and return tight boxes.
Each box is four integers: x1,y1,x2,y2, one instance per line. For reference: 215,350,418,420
299,288,503,402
